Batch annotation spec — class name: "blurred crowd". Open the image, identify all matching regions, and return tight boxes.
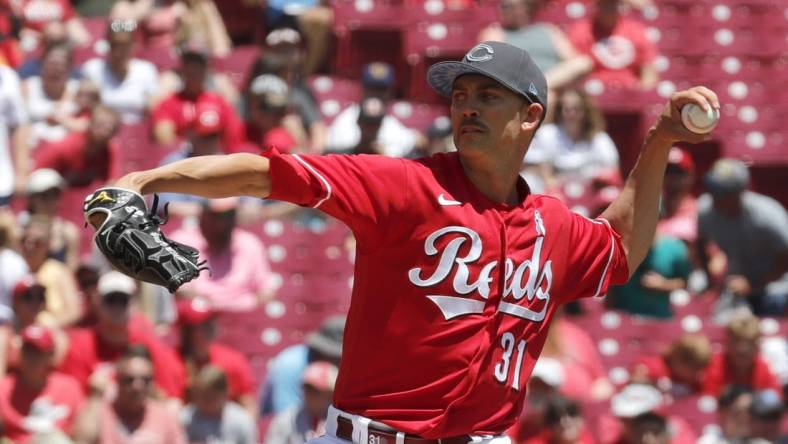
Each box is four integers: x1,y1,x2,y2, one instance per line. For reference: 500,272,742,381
0,0,786,443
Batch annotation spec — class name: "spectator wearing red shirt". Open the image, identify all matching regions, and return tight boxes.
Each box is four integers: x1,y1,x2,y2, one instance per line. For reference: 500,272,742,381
34,104,121,188
58,271,187,400
568,0,658,90
0,324,84,444
152,45,241,150
175,297,257,418
702,315,783,398
630,334,711,397
237,74,298,154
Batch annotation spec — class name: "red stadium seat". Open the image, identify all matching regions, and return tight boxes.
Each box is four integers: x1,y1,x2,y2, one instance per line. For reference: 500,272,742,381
307,75,363,125
388,100,449,132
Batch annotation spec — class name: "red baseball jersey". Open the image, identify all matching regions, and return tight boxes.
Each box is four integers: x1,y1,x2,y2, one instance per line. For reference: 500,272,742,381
267,151,629,438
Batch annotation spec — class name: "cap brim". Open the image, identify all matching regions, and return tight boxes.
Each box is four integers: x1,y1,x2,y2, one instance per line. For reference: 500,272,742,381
427,61,535,104
307,333,342,359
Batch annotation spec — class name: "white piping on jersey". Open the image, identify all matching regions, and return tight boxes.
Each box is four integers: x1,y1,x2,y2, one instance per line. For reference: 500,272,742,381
592,217,616,298
292,154,332,209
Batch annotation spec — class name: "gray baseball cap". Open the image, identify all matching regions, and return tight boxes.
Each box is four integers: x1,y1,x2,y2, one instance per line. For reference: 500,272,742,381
427,41,548,114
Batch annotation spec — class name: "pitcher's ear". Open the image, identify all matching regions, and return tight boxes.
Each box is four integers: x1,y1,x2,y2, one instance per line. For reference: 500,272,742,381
521,103,544,131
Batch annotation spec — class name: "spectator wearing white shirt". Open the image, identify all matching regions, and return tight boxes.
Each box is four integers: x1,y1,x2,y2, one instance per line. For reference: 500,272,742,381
0,65,31,203
524,87,618,192
23,44,79,147
80,19,160,124
326,62,421,158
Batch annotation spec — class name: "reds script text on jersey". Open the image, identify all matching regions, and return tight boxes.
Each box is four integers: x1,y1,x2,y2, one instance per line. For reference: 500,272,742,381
267,151,630,438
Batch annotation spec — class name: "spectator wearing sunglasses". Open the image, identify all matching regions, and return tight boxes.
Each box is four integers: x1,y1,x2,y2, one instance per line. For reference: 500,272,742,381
58,272,187,401
73,344,187,444
0,324,84,444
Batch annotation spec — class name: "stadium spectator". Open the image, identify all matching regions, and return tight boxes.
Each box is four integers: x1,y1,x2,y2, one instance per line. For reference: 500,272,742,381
19,169,79,270
72,344,188,444
53,79,101,135
517,394,595,444
524,88,619,192
326,62,422,157
154,103,236,217
16,22,74,79
540,311,613,401
0,324,84,443
175,297,257,417
703,315,783,398
110,0,232,59
22,44,79,147
0,64,30,204
749,389,785,443
0,210,29,321
607,233,691,318
169,198,274,312
599,384,696,444
656,147,697,244
34,104,121,188
15,0,90,54
479,0,590,93
698,158,788,316
248,42,326,153
406,116,454,159
697,385,756,444
0,276,72,377
265,361,339,444
18,216,81,327
153,44,241,148
58,272,186,399
80,19,160,124
341,96,386,155
630,334,711,396
567,0,658,90
181,365,257,444
508,358,567,443
260,315,345,415
74,269,156,334
237,74,300,154
265,1,333,76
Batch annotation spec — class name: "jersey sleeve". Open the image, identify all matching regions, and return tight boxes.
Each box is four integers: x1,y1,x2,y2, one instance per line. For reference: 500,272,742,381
267,151,409,250
561,213,630,302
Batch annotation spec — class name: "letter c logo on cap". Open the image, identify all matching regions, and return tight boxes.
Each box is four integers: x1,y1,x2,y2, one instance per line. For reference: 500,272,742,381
466,44,494,62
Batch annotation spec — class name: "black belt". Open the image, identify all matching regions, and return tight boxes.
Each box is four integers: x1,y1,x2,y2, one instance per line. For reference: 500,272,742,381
336,415,472,444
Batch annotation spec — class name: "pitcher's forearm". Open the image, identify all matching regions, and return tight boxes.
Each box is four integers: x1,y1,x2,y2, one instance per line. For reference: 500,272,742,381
602,127,673,272
118,153,271,198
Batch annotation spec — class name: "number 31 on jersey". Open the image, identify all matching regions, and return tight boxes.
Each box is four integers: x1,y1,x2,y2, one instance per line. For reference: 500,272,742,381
494,332,527,390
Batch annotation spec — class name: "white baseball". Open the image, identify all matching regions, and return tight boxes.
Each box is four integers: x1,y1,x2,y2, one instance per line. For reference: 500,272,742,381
681,103,720,134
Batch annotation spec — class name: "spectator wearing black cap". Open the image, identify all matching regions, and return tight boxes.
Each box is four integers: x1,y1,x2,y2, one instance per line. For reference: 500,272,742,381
698,158,788,316
326,62,423,157
260,315,345,415
697,385,757,444
175,297,257,418
152,44,241,149
0,324,84,443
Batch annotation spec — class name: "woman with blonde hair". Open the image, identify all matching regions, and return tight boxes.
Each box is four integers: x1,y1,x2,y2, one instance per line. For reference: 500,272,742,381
523,87,619,192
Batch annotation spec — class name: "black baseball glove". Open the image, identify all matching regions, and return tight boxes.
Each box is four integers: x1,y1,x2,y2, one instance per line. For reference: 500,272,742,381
83,187,207,293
